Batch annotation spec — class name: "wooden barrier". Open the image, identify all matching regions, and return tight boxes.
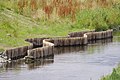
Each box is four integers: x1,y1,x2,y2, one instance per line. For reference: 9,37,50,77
44,37,87,47
1,29,113,61
25,47,54,62
25,38,49,47
85,30,113,41
68,30,94,37
1,45,33,60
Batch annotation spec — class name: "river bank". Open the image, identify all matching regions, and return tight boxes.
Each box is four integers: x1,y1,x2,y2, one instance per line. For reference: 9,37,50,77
0,1,120,80
101,65,120,80
100,36,120,80
0,0,120,50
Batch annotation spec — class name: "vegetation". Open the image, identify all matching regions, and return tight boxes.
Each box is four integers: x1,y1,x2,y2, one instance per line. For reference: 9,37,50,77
101,65,120,80
0,0,120,79
0,0,120,49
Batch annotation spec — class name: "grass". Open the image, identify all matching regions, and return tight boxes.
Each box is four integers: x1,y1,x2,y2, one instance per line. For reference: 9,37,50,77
75,6,120,31
101,65,120,80
0,0,120,79
0,0,120,50
0,8,88,50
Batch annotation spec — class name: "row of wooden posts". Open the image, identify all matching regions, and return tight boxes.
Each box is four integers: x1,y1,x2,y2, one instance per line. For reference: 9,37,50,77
1,30,113,61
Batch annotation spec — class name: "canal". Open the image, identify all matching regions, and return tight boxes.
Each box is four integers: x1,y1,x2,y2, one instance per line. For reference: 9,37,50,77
0,36,120,80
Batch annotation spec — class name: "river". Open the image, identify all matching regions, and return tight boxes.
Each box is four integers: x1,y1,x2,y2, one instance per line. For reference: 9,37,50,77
0,36,120,80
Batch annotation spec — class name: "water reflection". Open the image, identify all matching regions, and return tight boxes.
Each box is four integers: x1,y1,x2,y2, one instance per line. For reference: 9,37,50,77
0,56,54,71
54,46,87,55
0,60,24,70
88,38,113,44
27,56,54,70
87,38,113,54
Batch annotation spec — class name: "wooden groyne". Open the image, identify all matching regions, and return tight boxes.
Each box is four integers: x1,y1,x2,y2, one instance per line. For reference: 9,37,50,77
85,30,113,41
68,30,94,37
2,45,33,60
25,38,49,47
1,30,113,61
25,46,54,60
43,37,87,47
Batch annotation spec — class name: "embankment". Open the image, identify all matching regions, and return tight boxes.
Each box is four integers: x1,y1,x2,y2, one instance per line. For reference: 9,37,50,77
1,30,113,61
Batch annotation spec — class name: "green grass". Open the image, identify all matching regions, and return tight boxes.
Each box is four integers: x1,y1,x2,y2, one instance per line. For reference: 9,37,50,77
0,1,120,79
75,6,120,31
101,65,120,80
0,0,120,50
0,9,89,50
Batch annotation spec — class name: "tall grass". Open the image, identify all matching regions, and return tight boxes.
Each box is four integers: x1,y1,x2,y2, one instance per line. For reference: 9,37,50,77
2,0,119,21
74,5,120,31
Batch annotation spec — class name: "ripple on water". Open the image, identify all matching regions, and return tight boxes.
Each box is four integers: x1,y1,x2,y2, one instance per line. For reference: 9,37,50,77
0,37,120,80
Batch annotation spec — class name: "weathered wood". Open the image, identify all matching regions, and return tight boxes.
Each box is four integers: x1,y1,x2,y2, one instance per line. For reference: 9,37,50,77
68,30,94,37
1,29,113,61
85,30,113,41
2,45,33,60
25,38,49,47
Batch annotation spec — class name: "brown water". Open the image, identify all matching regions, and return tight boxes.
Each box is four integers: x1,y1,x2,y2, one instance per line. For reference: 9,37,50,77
0,37,120,80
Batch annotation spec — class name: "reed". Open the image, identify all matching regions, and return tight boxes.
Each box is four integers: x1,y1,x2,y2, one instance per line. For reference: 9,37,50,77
17,0,80,20
30,0,37,11
15,0,120,21
43,5,53,19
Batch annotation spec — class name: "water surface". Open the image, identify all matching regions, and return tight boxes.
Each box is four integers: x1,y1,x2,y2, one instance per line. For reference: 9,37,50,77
0,37,120,80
